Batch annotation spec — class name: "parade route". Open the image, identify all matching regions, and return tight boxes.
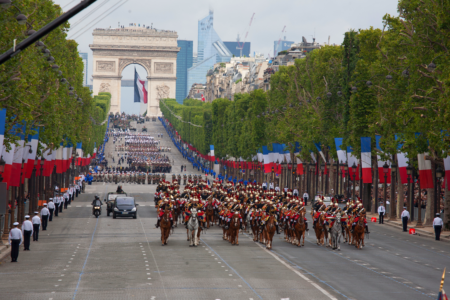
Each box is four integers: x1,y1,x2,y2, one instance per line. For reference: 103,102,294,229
0,120,448,300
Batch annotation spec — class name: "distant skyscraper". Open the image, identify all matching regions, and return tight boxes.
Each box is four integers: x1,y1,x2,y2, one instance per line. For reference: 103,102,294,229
176,40,193,104
223,41,251,57
187,10,232,94
273,40,294,57
79,53,88,86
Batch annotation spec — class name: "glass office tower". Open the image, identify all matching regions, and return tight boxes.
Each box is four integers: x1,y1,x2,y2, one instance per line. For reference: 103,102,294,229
176,40,193,104
223,41,251,58
187,10,232,95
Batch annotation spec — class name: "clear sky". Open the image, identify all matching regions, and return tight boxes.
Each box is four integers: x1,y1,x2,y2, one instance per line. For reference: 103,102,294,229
55,0,399,113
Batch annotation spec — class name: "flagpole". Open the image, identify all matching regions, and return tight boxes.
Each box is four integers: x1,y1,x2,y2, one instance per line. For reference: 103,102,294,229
440,268,446,292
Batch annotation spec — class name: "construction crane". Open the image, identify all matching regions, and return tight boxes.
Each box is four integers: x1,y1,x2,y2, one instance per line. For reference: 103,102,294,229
236,13,255,57
274,25,286,57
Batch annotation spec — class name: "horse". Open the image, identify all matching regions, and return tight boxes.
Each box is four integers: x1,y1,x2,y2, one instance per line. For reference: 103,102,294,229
187,209,199,247
314,212,326,246
160,208,171,246
172,202,180,227
229,212,241,245
250,210,260,242
353,216,365,250
264,215,276,250
205,202,215,228
293,211,306,247
330,213,343,250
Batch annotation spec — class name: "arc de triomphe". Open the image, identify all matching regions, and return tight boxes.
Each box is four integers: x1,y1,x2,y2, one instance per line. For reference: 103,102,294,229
90,27,179,115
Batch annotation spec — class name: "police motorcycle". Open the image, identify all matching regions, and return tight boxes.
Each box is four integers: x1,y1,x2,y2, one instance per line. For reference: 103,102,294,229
92,195,103,218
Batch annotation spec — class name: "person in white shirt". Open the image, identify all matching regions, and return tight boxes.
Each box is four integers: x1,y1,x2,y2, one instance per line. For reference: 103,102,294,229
269,182,274,190
303,192,309,205
47,199,55,221
54,196,59,217
262,182,267,191
58,195,63,213
284,186,288,193
401,206,410,232
63,192,69,209
293,188,299,197
32,212,41,242
378,202,386,224
433,213,444,241
275,186,280,192
41,204,50,230
9,222,22,262
22,216,33,251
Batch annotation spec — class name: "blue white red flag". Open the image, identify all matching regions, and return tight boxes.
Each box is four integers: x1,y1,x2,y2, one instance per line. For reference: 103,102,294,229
134,68,148,104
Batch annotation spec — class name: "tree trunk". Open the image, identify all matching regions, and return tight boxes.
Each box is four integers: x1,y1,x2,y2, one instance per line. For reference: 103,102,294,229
397,164,403,219
445,179,450,230
424,160,435,226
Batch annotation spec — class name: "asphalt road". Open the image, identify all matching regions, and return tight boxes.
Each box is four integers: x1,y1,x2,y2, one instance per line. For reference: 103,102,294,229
0,120,448,300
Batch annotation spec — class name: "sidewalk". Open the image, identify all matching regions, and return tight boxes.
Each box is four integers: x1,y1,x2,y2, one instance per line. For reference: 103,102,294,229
0,242,10,264
366,211,450,242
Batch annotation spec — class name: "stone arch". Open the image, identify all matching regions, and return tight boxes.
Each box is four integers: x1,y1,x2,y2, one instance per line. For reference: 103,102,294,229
118,59,152,76
90,27,180,116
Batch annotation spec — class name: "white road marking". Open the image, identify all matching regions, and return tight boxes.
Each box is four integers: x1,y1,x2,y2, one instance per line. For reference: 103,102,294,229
252,241,338,300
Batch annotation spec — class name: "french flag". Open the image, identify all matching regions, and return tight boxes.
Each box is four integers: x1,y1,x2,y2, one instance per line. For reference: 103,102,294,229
360,137,372,183
347,146,360,181
24,128,39,179
282,144,291,163
334,138,347,165
134,68,148,104
262,145,274,173
42,147,53,176
10,123,26,187
395,134,408,184
375,135,391,184
93,142,97,159
62,143,69,172
294,142,303,175
209,145,215,162
2,124,17,188
310,151,317,164
76,143,83,166
314,142,326,163
257,148,263,163
418,153,433,189
55,143,64,173
444,156,450,191
67,143,73,170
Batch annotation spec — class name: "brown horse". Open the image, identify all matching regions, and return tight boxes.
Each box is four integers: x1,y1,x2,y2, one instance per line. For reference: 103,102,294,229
293,211,306,247
160,208,171,246
229,213,241,245
353,216,365,249
250,211,260,242
264,215,276,250
205,202,215,228
314,213,326,246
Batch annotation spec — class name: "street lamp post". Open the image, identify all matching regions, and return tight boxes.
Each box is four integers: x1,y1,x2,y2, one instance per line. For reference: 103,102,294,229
334,161,339,197
352,162,357,200
309,162,314,198
344,163,349,199
406,163,413,222
383,162,389,212
390,163,397,220
320,164,325,194
326,162,330,195
435,165,443,217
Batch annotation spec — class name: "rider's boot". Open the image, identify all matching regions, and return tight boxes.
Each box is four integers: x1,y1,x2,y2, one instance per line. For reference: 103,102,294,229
365,225,370,233
275,224,281,234
351,224,355,233
224,221,230,230
312,220,316,229
170,220,174,228
184,221,188,229
259,223,264,233
305,222,309,231
155,219,160,228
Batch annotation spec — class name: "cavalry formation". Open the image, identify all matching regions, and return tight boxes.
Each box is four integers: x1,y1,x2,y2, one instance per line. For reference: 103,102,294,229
153,178,370,250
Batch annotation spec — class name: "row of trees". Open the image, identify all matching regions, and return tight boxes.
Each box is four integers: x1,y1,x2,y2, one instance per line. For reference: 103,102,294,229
0,0,107,155
163,0,450,169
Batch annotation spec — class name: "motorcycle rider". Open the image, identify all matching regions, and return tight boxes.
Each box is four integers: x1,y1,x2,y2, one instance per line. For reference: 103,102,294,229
92,195,103,216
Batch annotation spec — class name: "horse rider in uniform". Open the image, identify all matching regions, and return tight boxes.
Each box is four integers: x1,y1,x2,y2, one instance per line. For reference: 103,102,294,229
351,203,370,233
155,198,174,228
260,200,281,234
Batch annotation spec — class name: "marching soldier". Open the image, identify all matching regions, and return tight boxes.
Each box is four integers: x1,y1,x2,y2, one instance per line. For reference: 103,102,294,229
177,174,182,183
183,174,187,185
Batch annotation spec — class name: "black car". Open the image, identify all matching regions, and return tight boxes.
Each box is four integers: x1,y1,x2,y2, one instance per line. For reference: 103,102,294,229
105,192,127,216
113,197,138,219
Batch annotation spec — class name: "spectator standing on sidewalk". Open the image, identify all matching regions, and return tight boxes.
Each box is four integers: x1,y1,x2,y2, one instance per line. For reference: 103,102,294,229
41,204,49,230
401,206,410,232
433,213,444,241
378,202,386,224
